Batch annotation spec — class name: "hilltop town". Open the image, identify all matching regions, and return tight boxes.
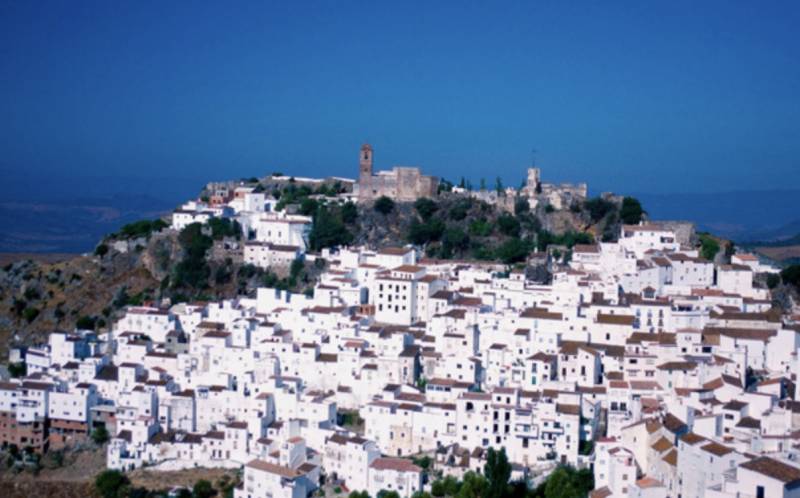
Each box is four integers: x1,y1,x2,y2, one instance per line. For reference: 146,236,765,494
2,146,800,498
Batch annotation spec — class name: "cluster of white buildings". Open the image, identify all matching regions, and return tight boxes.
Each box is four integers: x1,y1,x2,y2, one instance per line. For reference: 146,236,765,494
7,220,800,498
170,185,312,270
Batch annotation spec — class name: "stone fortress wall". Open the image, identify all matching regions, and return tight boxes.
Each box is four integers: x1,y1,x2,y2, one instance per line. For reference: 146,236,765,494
355,144,439,202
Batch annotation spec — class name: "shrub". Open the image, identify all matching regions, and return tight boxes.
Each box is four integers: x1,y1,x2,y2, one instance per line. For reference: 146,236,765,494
449,199,471,221
94,243,109,257
23,287,40,301
193,479,215,498
496,239,529,264
76,315,97,330
208,218,241,240
374,196,395,215
116,219,167,240
95,469,129,498
469,218,493,237
414,198,438,221
584,197,615,222
497,213,520,237
23,307,40,323
407,219,445,245
699,234,720,261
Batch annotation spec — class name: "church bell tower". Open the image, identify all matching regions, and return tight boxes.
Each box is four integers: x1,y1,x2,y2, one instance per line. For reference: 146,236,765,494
359,143,373,181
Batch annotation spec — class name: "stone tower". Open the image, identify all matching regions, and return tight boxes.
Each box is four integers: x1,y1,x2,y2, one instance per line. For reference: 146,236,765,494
359,143,373,182
526,168,541,192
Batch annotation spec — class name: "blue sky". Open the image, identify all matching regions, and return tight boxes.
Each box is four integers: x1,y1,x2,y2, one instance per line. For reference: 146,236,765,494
1,0,798,201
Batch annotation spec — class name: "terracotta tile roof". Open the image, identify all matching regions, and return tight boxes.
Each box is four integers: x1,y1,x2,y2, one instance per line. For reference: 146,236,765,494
651,436,673,453
740,456,800,484
680,432,706,445
635,477,664,489
370,457,421,473
701,442,734,457
596,313,635,326
245,459,301,479
663,449,678,466
520,307,563,320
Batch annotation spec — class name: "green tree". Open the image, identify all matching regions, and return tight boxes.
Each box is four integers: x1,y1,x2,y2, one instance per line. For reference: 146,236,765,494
23,307,40,323
8,362,26,378
290,258,304,282
583,197,615,223
544,467,577,498
514,198,530,215
782,265,800,288
348,491,370,498
441,227,469,258
468,217,491,236
173,223,214,289
497,214,521,237
414,198,439,221
442,475,461,496
193,479,216,498
95,469,129,498
412,455,432,470
449,199,472,221
484,448,512,498
620,196,644,224
377,491,401,498
341,201,358,224
91,425,110,444
309,205,353,250
766,273,781,289
95,243,109,257
374,196,395,215
496,239,529,264
456,472,488,498
299,197,319,216
407,219,445,245
117,219,168,240
699,234,721,261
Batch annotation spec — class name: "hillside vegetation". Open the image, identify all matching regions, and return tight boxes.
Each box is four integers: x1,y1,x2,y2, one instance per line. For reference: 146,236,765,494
0,186,644,354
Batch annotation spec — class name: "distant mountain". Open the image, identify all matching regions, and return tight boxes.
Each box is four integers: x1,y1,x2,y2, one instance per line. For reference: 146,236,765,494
0,194,175,253
635,190,800,242
3,182,799,253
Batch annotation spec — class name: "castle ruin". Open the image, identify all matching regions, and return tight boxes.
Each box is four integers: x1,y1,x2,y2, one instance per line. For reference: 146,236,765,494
354,144,439,202
521,167,587,210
